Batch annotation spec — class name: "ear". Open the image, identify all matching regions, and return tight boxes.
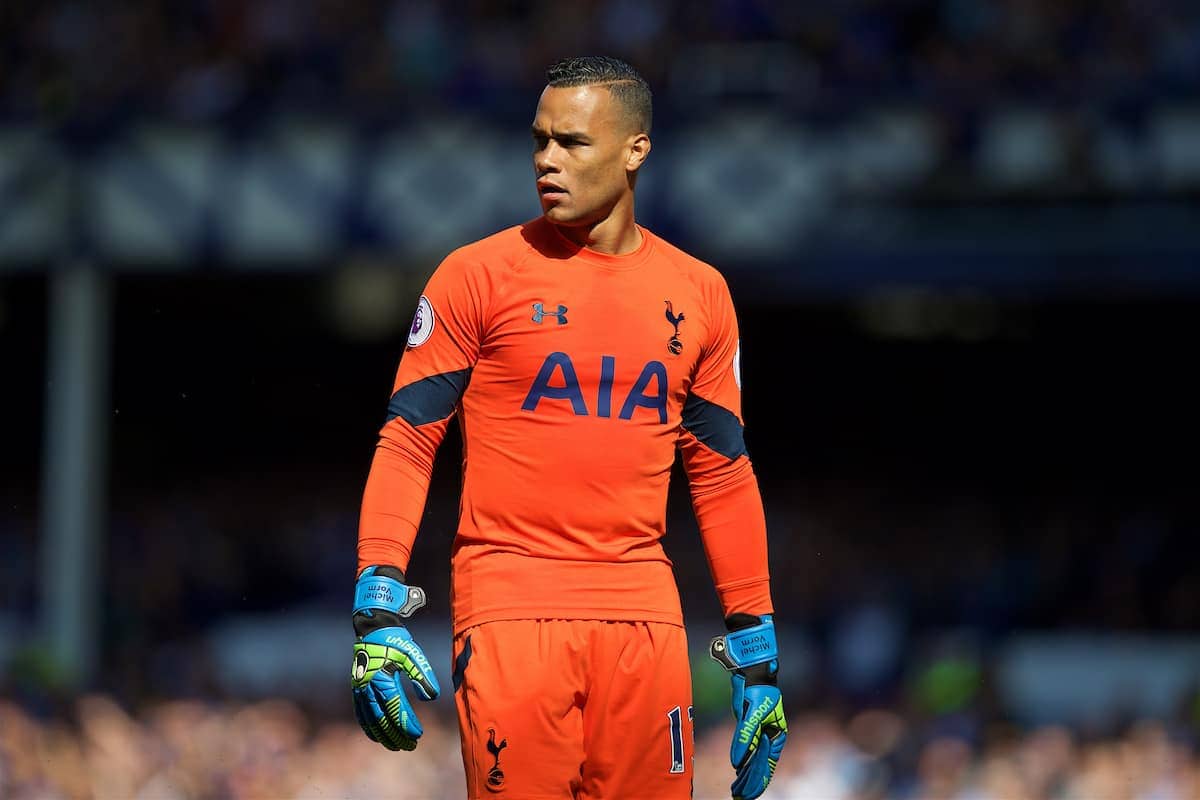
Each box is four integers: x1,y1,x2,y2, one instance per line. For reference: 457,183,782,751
626,132,651,172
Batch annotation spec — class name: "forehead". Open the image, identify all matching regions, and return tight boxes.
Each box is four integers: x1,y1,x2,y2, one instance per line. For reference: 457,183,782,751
532,85,617,130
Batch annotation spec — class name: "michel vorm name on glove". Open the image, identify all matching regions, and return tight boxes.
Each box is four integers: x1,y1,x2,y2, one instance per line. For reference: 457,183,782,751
730,633,773,661
709,615,778,671
353,570,428,618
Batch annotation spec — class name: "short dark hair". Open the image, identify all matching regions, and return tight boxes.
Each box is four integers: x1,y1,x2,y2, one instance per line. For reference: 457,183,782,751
545,56,652,134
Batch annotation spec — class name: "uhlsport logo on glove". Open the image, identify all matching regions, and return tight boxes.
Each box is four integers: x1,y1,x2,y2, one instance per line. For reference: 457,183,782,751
387,637,434,675
739,696,776,745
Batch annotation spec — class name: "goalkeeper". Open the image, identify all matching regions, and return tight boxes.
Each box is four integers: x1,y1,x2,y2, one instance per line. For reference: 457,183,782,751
353,54,786,799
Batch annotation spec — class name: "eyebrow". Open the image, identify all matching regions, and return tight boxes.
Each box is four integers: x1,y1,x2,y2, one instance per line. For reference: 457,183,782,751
530,126,590,142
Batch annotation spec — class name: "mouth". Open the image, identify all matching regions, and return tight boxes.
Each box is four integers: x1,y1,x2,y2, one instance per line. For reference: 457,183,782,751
538,181,567,199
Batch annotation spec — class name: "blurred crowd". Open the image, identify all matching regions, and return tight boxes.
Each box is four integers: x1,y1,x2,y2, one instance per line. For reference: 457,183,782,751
5,0,1198,130
2,471,1195,709
2,694,1198,799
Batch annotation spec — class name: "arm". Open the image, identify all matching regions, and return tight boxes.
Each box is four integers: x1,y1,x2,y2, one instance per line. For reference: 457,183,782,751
352,251,487,750
357,251,488,572
679,424,771,619
678,274,772,620
679,275,786,800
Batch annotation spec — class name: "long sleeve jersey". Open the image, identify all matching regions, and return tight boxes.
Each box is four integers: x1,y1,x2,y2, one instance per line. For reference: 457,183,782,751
358,216,773,634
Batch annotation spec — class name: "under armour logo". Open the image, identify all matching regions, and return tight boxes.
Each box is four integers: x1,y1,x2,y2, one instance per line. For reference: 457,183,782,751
532,302,568,325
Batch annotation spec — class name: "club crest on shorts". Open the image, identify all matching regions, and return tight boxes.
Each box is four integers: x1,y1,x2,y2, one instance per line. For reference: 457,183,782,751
664,300,685,355
407,295,435,347
486,727,508,792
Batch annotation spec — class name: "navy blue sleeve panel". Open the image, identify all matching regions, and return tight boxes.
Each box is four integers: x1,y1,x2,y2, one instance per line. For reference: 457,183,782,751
678,389,753,496
386,368,473,426
681,392,747,461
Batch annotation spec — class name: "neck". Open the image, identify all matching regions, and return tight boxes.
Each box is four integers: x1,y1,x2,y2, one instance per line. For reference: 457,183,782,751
554,195,641,255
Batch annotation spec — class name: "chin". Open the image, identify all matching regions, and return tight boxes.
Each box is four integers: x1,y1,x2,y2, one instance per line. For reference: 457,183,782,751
543,205,580,225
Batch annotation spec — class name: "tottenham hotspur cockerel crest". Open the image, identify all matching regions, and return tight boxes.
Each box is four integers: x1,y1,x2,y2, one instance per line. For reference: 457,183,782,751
664,300,685,355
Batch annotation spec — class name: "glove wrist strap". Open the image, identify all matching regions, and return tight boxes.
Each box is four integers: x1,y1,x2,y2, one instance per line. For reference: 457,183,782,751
354,569,426,619
710,614,777,671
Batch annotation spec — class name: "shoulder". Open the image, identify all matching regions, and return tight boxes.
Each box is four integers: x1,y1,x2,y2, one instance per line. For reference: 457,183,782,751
441,222,538,271
645,228,732,297
425,221,543,298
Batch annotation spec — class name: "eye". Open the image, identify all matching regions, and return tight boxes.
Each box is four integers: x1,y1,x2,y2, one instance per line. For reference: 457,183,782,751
532,134,549,149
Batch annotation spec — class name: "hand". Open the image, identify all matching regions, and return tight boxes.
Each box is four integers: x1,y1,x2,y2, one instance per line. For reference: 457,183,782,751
351,565,441,751
710,614,788,799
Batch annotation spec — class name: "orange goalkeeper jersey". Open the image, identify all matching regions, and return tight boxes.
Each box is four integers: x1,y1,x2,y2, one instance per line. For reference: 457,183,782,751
359,217,773,633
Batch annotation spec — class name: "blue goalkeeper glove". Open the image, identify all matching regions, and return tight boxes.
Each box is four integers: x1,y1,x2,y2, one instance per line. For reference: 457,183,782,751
351,565,441,751
710,614,788,800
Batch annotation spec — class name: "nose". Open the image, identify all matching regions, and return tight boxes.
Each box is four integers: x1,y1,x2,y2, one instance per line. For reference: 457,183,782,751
534,140,561,175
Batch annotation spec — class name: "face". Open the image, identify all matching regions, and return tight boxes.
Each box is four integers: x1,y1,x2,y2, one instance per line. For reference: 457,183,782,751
531,85,649,227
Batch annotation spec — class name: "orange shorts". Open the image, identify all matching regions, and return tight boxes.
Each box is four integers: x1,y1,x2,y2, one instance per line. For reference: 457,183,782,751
452,619,695,800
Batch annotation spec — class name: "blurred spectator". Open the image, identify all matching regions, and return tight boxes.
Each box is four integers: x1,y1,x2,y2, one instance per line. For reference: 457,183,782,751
3,695,1197,799
6,1,1199,138
1,470,1195,709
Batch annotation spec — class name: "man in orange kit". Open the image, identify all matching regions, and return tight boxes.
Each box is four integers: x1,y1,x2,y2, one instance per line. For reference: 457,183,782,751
350,56,787,800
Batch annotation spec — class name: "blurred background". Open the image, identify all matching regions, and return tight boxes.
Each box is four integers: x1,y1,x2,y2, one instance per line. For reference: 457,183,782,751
2,1,1199,798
